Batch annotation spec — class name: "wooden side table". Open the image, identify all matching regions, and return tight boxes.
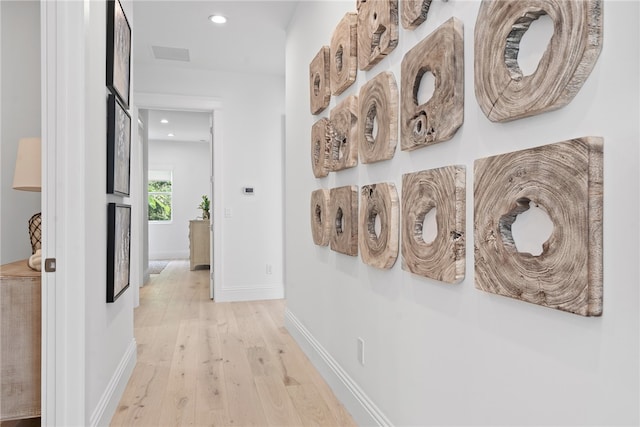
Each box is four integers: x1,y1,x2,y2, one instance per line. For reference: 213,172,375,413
0,260,41,421
189,220,210,270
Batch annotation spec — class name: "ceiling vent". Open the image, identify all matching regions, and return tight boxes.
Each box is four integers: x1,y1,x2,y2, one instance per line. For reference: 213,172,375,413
151,46,191,62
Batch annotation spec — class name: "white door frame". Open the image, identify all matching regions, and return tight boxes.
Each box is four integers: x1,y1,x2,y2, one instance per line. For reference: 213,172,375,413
133,93,223,302
41,1,87,424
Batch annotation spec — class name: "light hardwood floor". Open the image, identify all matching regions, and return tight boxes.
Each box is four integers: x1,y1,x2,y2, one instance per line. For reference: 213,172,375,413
110,260,356,427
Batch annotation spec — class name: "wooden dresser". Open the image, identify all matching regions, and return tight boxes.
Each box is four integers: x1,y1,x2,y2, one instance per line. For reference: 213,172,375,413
0,260,41,421
189,220,210,270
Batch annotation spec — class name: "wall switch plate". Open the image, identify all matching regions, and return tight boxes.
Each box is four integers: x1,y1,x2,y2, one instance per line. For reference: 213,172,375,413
224,208,232,218
266,264,272,275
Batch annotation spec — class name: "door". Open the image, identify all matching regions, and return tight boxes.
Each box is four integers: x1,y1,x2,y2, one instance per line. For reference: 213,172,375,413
209,114,215,299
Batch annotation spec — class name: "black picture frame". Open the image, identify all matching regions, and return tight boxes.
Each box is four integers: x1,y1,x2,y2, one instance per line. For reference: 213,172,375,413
106,0,131,108
107,203,131,303
107,94,131,196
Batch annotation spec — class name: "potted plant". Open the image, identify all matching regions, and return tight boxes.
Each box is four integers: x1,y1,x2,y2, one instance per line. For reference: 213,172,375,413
198,195,210,220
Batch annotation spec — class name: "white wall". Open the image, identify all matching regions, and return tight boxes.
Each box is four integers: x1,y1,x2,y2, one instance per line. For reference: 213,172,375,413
285,1,639,426
84,0,136,423
135,65,285,300
148,138,209,259
0,0,41,264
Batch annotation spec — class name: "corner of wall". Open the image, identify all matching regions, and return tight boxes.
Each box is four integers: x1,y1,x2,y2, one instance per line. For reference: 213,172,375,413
284,308,392,427
89,339,137,427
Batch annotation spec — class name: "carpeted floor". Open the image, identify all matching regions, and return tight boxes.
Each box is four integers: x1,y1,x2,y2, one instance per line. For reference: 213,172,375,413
148,260,170,274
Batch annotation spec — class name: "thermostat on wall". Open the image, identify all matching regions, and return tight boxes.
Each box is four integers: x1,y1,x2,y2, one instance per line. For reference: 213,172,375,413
243,187,255,195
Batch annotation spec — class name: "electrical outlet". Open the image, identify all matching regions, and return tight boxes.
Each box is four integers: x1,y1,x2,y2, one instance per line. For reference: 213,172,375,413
266,264,272,275
357,338,365,366
224,208,232,218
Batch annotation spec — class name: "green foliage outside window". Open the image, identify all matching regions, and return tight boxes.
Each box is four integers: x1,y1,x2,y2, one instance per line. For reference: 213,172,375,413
148,179,172,221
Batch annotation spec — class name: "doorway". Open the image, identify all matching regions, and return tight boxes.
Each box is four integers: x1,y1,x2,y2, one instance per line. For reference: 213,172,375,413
142,108,213,294
133,94,223,302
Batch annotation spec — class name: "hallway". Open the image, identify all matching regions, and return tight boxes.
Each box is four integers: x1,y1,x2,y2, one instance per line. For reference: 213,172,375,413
110,261,355,426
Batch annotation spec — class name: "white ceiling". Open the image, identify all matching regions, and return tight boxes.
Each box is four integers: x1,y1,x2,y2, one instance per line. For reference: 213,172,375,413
147,109,211,142
133,1,299,77
134,1,299,143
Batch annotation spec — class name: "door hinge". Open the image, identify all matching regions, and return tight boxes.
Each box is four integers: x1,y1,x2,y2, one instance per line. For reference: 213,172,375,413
44,258,57,272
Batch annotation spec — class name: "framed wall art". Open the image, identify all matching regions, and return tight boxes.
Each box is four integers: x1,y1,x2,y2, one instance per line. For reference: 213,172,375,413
107,0,132,108
107,94,131,196
107,203,131,303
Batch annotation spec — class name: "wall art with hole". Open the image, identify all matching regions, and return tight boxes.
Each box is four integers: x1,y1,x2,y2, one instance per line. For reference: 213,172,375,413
310,189,331,246
330,12,358,95
474,0,603,122
359,183,399,269
401,17,464,152
401,166,466,283
402,0,434,30
357,0,399,70
330,185,359,256
358,71,398,163
311,118,331,178
310,46,331,115
330,95,359,171
474,136,603,316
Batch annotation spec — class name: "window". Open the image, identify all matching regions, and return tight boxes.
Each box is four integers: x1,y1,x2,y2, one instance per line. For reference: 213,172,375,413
148,170,173,222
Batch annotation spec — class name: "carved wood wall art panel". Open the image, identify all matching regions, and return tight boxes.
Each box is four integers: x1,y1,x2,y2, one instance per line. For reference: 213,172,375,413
402,0,433,30
401,166,466,283
357,0,399,71
358,71,398,163
310,189,331,246
359,183,399,269
309,46,331,115
474,0,603,122
329,95,359,171
330,12,358,96
401,17,464,152
311,118,331,178
474,137,603,316
330,186,359,256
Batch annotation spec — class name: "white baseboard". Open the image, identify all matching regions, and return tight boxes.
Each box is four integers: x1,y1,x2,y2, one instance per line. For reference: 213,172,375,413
89,339,137,427
284,309,393,427
215,284,284,302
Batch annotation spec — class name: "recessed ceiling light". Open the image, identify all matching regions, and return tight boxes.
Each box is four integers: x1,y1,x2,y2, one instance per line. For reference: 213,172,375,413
209,15,227,24
168,133,175,137
160,119,169,124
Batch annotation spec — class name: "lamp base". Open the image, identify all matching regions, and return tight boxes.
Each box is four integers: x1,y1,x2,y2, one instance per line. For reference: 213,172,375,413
28,249,42,271
28,212,41,254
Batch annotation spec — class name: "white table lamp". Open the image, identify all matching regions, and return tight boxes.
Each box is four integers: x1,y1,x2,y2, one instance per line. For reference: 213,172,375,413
12,137,42,270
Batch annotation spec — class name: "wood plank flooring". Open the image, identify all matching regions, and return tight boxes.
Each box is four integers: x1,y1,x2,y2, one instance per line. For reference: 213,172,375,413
110,260,355,427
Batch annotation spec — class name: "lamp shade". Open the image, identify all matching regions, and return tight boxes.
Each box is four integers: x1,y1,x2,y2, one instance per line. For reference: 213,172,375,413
12,137,41,192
